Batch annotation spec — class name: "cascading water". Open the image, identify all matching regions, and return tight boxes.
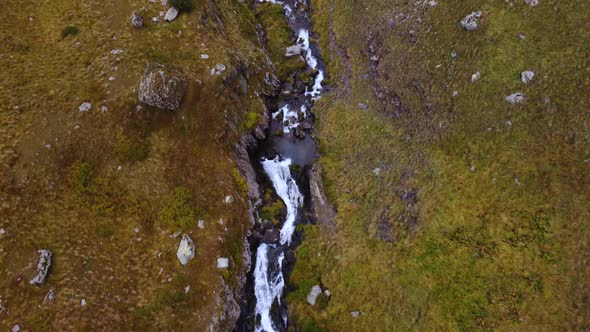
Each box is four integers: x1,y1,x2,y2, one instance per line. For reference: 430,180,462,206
241,0,326,331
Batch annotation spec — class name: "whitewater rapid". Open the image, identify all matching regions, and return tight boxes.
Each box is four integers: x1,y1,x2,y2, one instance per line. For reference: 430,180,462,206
251,0,324,331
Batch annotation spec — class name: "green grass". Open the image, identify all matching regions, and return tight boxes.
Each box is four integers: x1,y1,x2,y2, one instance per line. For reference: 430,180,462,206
61,25,79,38
286,0,590,330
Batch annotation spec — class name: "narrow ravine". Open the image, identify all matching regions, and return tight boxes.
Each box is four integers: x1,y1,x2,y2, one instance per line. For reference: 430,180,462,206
236,0,326,331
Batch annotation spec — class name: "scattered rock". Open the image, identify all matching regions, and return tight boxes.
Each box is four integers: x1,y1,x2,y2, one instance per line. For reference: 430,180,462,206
461,11,482,31
152,17,160,23
164,7,179,22
450,50,458,58
471,71,481,83
521,70,535,84
110,49,124,55
78,102,92,112
224,195,234,204
198,220,205,229
525,0,539,6
138,63,187,111
452,90,459,97
12,324,20,332
131,12,144,28
210,63,226,76
351,310,365,318
372,167,381,176
519,33,526,40
30,249,52,285
0,228,5,235
176,234,195,266
217,257,229,269
200,54,209,59
307,285,322,306
42,288,56,305
80,298,87,306
505,92,525,104
285,45,302,57
184,285,190,294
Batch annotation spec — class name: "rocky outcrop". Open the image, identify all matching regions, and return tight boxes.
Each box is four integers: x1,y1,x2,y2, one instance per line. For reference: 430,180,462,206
30,249,52,285
176,234,195,265
309,163,336,227
138,63,187,111
285,45,302,57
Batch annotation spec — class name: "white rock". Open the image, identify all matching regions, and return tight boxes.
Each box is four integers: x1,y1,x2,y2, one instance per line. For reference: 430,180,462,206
505,92,525,104
217,257,229,269
184,285,190,294
200,54,209,59
110,49,124,55
152,17,161,23
101,105,108,112
176,234,195,265
372,168,381,176
224,195,234,204
525,0,539,6
80,298,87,306
521,70,535,84
197,220,205,229
471,71,481,83
12,324,20,332
0,228,5,235
164,7,179,22
461,11,482,31
78,102,92,112
285,44,302,57
306,285,322,306
30,249,52,285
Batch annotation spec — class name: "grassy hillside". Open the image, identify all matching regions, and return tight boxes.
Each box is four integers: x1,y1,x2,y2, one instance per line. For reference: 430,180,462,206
0,0,273,329
288,0,590,330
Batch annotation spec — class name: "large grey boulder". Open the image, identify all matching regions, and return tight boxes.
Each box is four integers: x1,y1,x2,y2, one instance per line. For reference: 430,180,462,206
176,234,195,265
139,63,187,111
165,7,179,22
461,11,482,31
30,249,52,285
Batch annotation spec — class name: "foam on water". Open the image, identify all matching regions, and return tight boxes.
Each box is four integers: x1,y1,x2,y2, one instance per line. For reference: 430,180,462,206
261,157,303,245
254,244,285,332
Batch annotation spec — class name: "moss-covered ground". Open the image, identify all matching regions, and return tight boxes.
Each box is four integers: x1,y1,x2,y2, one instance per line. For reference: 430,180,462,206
0,0,273,329
288,0,590,331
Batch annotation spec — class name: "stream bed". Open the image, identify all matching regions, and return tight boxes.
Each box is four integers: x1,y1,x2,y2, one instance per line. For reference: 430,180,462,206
236,0,326,331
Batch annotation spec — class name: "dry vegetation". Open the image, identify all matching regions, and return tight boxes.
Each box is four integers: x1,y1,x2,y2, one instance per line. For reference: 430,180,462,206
0,0,272,329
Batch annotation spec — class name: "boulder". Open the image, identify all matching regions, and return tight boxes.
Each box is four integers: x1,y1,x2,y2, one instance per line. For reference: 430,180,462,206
506,92,525,104
138,63,187,111
165,7,179,22
525,0,539,6
461,11,482,31
261,228,280,244
30,249,52,285
217,257,229,269
471,71,481,83
285,45,302,57
176,234,195,265
521,70,535,84
131,12,144,28
306,285,322,306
